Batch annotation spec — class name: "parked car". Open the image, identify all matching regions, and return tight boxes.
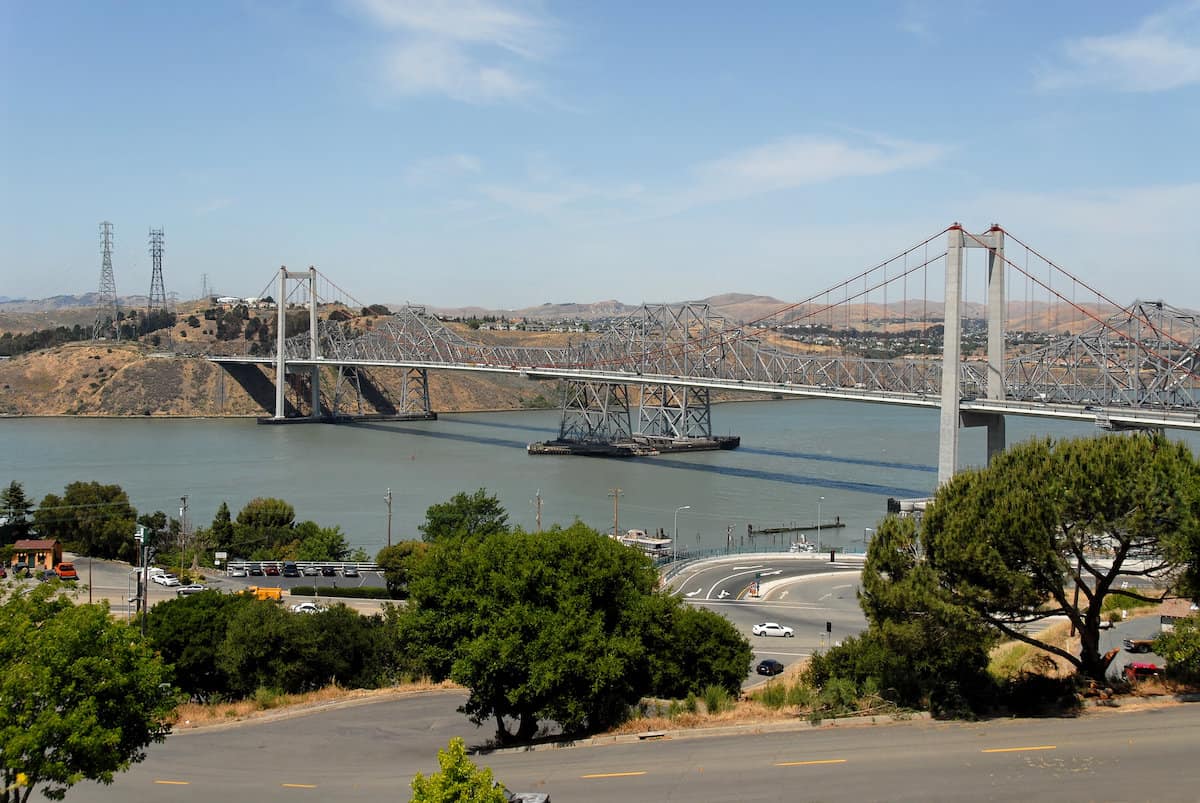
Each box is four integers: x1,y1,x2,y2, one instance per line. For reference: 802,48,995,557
55,562,79,580
342,566,360,578
320,566,337,576
1123,637,1156,654
152,573,181,587
228,566,248,578
282,562,300,578
756,659,785,676
176,584,210,596
302,565,320,576
248,566,264,576
290,602,325,614
752,622,794,638
264,565,281,576
0,566,6,578
1123,662,1163,682
501,786,550,803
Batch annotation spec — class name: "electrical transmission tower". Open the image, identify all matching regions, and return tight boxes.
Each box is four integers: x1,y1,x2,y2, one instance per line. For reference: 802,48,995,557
148,228,167,314
92,221,121,342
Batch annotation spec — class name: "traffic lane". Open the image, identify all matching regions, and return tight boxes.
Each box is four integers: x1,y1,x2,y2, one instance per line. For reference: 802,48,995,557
60,691,1200,802
686,574,868,684
671,556,860,601
485,706,1200,803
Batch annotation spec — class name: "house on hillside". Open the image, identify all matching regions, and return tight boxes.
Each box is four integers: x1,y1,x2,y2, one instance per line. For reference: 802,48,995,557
11,539,62,572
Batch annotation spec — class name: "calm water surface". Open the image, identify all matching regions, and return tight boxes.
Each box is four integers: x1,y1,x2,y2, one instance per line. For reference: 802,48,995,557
3,400,1196,555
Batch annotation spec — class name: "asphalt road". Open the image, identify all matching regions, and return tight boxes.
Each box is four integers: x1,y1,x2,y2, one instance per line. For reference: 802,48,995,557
668,554,867,682
59,691,1200,802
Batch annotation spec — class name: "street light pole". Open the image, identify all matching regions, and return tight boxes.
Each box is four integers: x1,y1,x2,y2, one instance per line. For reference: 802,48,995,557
817,496,824,553
673,505,691,563
863,527,875,552
385,488,392,548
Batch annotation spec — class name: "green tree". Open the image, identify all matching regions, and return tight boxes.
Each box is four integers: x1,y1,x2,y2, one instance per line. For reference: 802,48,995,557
810,515,997,714
231,497,295,558
210,502,234,552
290,521,350,562
646,602,753,699
409,737,506,803
1154,616,1200,684
376,540,430,598
33,482,138,561
0,585,174,802
146,591,254,701
0,481,34,545
401,520,661,742
419,489,508,542
899,434,1200,681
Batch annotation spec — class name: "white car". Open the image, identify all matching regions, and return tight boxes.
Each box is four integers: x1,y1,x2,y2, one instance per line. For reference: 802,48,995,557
176,584,209,596
752,622,794,638
290,602,325,614
152,573,181,587
228,566,247,578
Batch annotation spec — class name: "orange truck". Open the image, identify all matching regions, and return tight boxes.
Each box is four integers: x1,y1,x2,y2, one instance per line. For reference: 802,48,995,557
244,586,283,602
54,562,78,580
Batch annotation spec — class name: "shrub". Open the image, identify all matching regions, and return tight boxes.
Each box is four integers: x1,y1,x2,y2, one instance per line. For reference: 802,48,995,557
754,681,787,710
702,684,732,715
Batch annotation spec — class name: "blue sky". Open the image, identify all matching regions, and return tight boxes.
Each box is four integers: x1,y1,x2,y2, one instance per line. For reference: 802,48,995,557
2,1,1198,309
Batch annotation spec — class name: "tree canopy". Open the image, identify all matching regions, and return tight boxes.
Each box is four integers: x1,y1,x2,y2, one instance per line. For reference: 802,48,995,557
0,481,34,545
409,737,505,803
376,540,430,598
399,511,750,742
873,433,1200,681
0,586,174,802
419,489,508,542
33,482,138,561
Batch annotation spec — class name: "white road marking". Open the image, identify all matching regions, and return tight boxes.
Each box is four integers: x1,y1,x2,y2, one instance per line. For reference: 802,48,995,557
685,588,702,597
706,569,767,600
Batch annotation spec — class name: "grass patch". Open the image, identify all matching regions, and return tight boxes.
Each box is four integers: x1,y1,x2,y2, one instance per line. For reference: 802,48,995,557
170,678,460,729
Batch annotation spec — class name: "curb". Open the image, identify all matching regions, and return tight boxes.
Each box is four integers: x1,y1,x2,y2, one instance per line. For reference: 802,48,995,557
473,711,932,756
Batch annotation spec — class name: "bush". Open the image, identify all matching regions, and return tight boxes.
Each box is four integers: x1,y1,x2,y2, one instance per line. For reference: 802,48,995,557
702,684,732,715
754,681,787,710
290,585,391,600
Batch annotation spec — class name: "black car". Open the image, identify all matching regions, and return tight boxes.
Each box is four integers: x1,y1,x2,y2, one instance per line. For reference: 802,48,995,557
248,565,264,576
282,563,300,578
756,659,785,676
320,566,337,577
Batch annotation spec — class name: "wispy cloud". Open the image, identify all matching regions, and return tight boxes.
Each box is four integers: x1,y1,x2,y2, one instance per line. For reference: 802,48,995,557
1036,2,1200,92
196,198,233,215
350,0,557,103
473,134,944,221
404,153,482,186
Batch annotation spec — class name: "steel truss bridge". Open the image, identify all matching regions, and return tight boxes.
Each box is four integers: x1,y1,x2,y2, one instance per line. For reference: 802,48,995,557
209,224,1200,484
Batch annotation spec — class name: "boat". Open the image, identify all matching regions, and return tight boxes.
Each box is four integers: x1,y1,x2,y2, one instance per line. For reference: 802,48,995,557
612,529,673,557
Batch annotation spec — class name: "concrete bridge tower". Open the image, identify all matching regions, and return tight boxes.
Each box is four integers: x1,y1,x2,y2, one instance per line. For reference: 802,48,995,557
938,224,1006,486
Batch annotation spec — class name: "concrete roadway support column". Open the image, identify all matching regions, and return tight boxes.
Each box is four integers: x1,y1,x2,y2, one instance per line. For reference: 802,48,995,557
308,266,321,420
274,266,288,420
937,227,964,486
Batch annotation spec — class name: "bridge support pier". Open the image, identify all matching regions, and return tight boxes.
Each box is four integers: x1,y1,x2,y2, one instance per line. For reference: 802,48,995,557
938,224,1006,485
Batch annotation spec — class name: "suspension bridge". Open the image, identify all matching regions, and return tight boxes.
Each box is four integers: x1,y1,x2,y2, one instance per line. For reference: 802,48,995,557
207,223,1200,484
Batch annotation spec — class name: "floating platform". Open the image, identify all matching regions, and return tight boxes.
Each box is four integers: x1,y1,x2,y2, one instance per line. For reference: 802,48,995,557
257,412,438,425
749,517,844,535
528,434,740,457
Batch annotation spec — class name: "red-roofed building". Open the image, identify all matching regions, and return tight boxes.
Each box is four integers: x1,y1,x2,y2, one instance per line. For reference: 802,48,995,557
11,539,62,572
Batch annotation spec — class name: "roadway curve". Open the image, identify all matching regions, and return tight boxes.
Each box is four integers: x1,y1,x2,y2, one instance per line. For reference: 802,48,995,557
668,554,866,681
63,691,1200,802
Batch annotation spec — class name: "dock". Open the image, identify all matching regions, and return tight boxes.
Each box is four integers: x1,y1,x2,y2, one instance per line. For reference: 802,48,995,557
749,517,844,535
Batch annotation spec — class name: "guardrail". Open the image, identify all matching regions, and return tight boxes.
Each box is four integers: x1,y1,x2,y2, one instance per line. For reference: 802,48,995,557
224,561,381,573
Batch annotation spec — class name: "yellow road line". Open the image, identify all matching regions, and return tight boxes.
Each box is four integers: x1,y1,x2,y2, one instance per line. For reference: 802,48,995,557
154,780,190,785
282,783,318,788
776,759,848,767
581,771,647,779
982,745,1056,754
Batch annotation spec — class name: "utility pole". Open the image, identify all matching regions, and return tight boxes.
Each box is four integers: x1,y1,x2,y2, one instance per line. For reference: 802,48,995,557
608,488,623,537
179,495,188,579
385,488,393,548
534,490,542,533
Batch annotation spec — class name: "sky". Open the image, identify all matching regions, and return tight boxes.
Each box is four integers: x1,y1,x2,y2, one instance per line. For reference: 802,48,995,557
2,1,1199,310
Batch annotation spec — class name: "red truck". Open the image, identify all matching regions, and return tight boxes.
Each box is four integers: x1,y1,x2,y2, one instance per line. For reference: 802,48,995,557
54,562,78,580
